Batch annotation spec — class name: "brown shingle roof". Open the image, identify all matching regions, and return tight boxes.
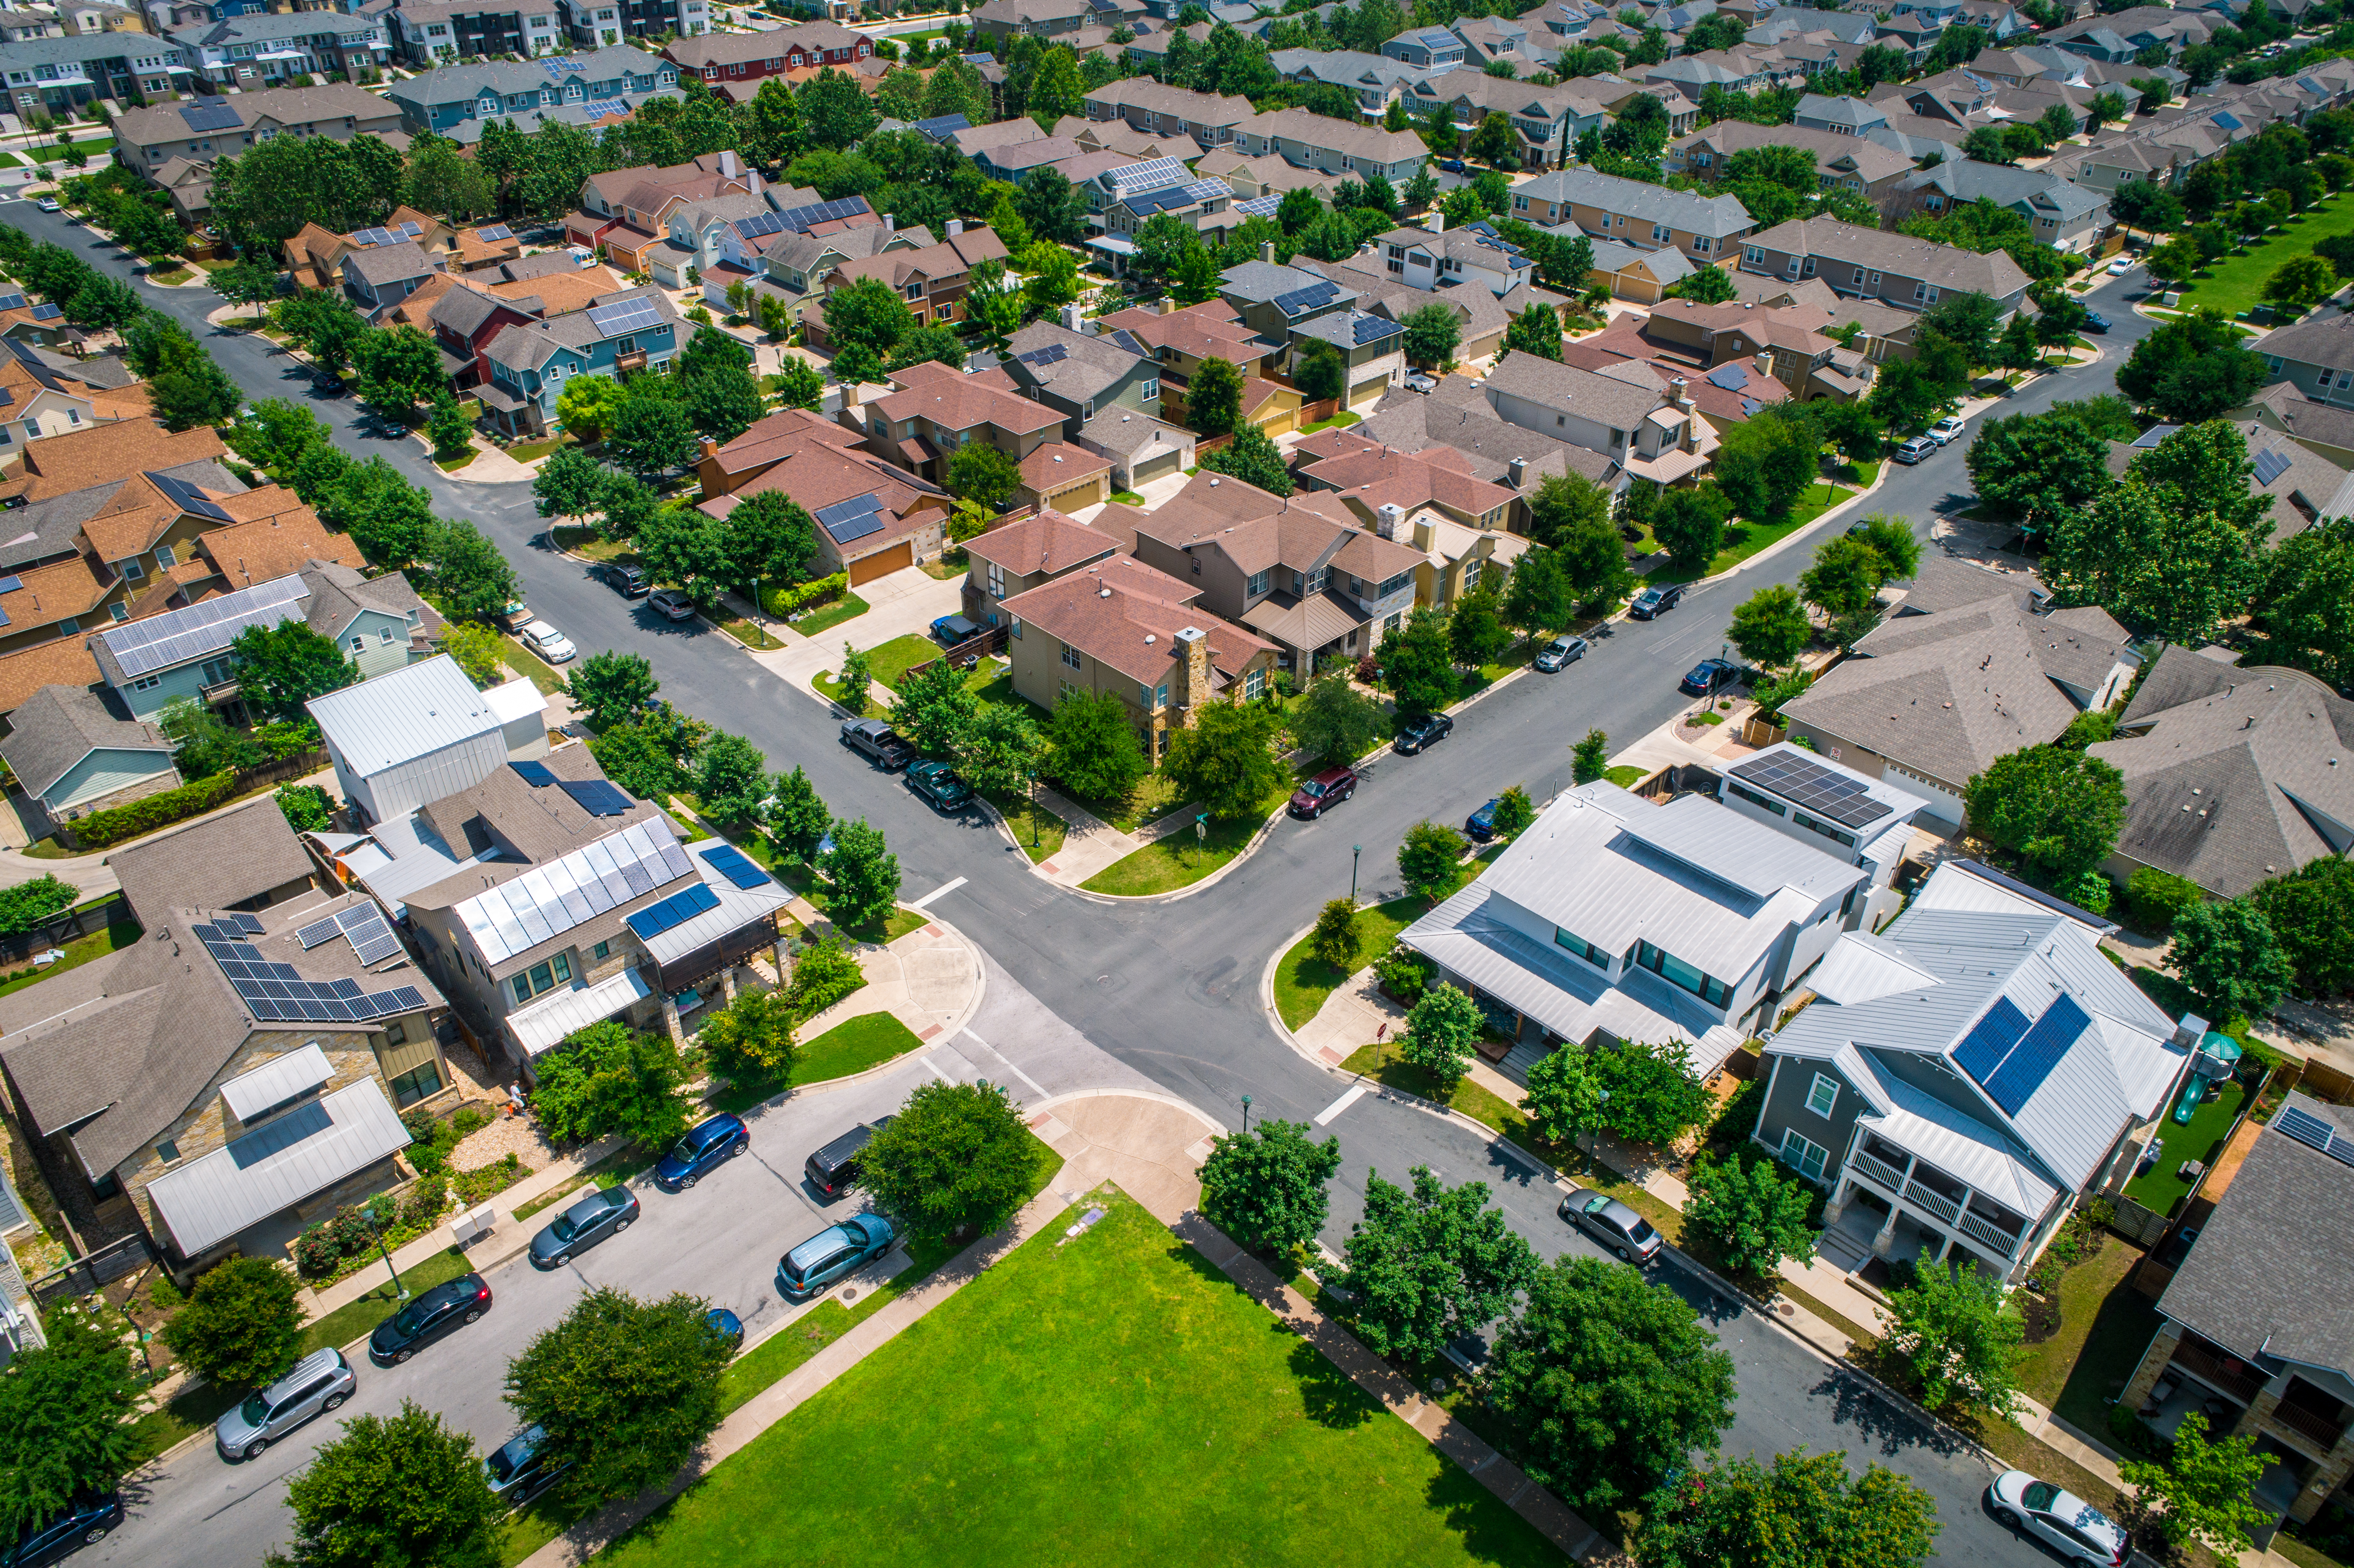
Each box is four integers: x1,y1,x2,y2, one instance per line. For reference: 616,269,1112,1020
1,424,221,505
962,511,1124,576
196,510,362,589
0,637,101,716
1000,555,1275,688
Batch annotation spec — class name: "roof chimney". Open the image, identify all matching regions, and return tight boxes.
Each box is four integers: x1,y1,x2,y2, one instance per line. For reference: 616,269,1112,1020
1061,301,1085,331
1260,239,1275,264
1670,376,1692,414
947,219,963,237
1754,349,1772,377
1507,456,1526,488
1430,206,1446,234
883,213,896,232
1376,502,1405,538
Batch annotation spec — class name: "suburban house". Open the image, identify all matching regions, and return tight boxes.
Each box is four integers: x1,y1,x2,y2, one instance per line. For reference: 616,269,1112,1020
691,404,869,500
1666,119,1916,202
0,336,150,451
1082,79,1253,153
997,554,1277,762
1373,221,1535,298
285,210,453,292
383,0,560,65
1357,371,1625,503
1512,168,1755,266
1265,46,1424,116
735,202,901,328
341,240,447,316
1580,235,1697,305
386,47,681,140
2252,314,2354,411
1779,557,2141,830
1092,299,1283,429
698,401,956,586
563,154,762,273
1230,106,1431,187
858,359,1079,498
1290,436,1529,605
552,0,708,50
1077,409,1198,494
1382,23,1467,66
1637,296,1881,402
309,654,522,828
2233,383,2354,469
806,225,1008,342
1739,217,2033,317
968,0,1112,44
662,19,870,96
959,509,1125,626
1404,68,1610,169
0,881,451,1272
1482,351,1718,488
111,82,403,196
1889,160,2111,255
167,8,390,86
2083,645,2354,900
1399,748,1923,1085
0,684,177,830
1,32,189,119
999,320,1164,439
106,795,324,930
476,285,683,437
1757,857,2192,1285
2123,1092,2354,1542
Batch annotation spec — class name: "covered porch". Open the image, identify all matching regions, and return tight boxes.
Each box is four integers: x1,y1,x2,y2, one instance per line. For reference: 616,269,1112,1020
1824,1123,2050,1285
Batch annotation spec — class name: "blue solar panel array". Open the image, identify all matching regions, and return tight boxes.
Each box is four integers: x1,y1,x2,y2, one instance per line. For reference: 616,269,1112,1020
510,760,558,787
1982,994,2089,1116
1273,280,1341,317
1952,996,2029,1086
147,470,234,524
179,100,243,133
2253,447,2292,485
558,778,631,817
193,921,426,1024
774,196,872,233
816,493,885,544
700,843,772,890
735,209,788,240
28,304,60,322
1016,342,1068,366
0,293,23,312
1351,314,1404,346
625,881,720,940
1706,362,1749,392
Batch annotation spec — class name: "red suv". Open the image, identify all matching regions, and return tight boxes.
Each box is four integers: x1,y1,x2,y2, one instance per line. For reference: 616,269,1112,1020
1289,765,1360,818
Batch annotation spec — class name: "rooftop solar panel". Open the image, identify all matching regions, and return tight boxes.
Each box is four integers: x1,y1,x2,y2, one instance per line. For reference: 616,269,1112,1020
587,297,661,337
557,778,631,817
1725,752,1891,830
179,100,243,133
700,843,773,890
625,881,721,940
1351,314,1403,346
296,915,344,950
99,574,309,679
1952,995,2029,1088
2275,1104,2337,1154
477,224,513,242
2129,423,2179,448
2253,446,2292,485
815,493,885,545
734,210,786,239
146,470,234,524
510,760,558,787
1108,328,1149,357
0,294,24,312
1705,362,1749,391
542,56,583,74
350,226,393,248
228,913,265,935
29,303,62,322
457,820,691,965
1016,343,1068,365
399,221,424,238
1983,994,2089,1117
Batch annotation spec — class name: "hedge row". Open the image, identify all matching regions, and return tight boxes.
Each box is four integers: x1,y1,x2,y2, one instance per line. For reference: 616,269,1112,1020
69,770,238,849
760,573,847,619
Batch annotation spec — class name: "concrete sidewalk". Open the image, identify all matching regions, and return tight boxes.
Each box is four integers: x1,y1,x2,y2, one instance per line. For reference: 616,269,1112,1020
749,568,963,698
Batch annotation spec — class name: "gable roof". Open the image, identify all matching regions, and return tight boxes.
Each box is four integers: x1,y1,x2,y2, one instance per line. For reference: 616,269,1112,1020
1482,349,1671,430
0,683,168,801
1744,216,2032,298
998,554,1275,689
961,510,1125,576
106,794,314,929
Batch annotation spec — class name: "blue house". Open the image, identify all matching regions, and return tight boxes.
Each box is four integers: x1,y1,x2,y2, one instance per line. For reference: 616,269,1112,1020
384,45,680,142
477,286,682,437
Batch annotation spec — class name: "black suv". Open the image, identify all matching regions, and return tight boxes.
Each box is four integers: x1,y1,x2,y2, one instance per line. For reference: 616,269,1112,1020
601,561,650,598
1629,584,1685,620
840,718,916,770
1394,712,1453,755
806,1116,894,1200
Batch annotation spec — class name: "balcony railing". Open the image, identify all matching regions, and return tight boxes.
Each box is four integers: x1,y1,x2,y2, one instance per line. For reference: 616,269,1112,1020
2172,1339,2268,1405
2267,1401,2349,1454
199,677,242,704
1957,1209,2025,1257
613,349,648,374
1849,1148,1908,1193
1904,1180,1961,1225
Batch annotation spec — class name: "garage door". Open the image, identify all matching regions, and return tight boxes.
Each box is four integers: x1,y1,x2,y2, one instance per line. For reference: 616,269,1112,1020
1046,474,1106,510
847,539,912,587
1348,376,1389,410
1258,407,1296,438
1131,447,1183,486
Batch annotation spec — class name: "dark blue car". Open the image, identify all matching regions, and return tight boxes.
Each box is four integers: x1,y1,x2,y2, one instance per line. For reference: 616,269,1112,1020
3,1496,121,1568
2083,311,2111,333
654,1114,748,1192
1465,798,1501,843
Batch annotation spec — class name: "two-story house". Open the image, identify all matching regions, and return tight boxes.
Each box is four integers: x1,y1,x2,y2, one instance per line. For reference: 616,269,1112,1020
1267,47,1424,118
1890,160,2111,255
661,19,870,97
340,240,446,317
1082,79,1253,155
111,82,402,190
1000,319,1164,438
697,405,953,585
1093,297,1287,430
287,209,451,293
2250,314,2354,411
1373,221,1536,299
1738,217,2031,317
0,683,178,831
168,9,389,85
387,47,680,140
1404,68,1610,169
740,203,901,327
809,224,1006,340
959,510,1126,626
552,0,705,50
1382,24,1468,67
1482,352,1716,487
1,31,187,118
1230,106,1431,187
386,0,560,64
1512,167,1756,265
1666,119,1915,203
476,285,682,437
860,359,1070,486
967,0,1101,45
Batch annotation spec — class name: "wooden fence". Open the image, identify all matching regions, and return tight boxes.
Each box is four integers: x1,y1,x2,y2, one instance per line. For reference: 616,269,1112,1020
905,624,1010,685
0,891,128,968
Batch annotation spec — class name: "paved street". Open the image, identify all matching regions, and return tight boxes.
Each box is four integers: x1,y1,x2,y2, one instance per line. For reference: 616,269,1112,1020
9,199,2159,1562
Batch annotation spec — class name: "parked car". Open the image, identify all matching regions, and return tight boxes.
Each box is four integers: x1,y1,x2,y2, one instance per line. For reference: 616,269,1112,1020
654,1113,747,1191
529,1184,638,1268
2107,255,2134,276
1927,416,1965,446
1628,584,1684,620
1289,764,1360,819
496,600,535,632
35,197,58,214
905,759,972,811
647,588,696,621
520,619,576,663
1465,797,1501,842
806,1117,894,1200
1558,1187,1663,1263
1395,712,1453,755
706,1307,744,1351
776,1212,897,1301
2083,311,2111,333
483,1426,570,1508
215,1347,356,1461
1987,1470,2129,1567
930,613,980,645
312,372,346,398
1893,436,1937,465
367,1273,491,1366
1439,158,1466,172
601,562,650,598
1533,634,1587,672
1679,658,1741,698
1403,370,1439,394
840,718,916,771
3,1496,121,1568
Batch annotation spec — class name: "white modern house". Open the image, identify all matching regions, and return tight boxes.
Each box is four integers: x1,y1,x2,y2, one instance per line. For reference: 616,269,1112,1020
308,655,508,826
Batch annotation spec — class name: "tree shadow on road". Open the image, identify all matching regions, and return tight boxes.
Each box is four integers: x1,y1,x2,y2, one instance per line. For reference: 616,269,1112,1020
1809,1363,1966,1459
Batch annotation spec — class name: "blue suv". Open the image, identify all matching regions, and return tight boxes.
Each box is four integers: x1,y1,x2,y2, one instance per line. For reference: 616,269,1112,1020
655,1114,748,1192
777,1213,896,1301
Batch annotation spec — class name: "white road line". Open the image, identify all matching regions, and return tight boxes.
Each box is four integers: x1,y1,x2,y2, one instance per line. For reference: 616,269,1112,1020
960,1030,1048,1100
1314,1084,1370,1126
910,876,967,910
920,1054,954,1084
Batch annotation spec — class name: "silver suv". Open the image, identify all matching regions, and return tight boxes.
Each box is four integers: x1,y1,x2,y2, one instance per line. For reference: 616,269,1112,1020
215,1347,356,1461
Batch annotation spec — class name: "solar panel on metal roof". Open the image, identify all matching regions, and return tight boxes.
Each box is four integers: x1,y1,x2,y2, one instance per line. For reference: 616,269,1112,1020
587,297,660,337
511,760,559,787
1982,994,2087,1116
2253,446,2292,485
29,304,61,322
477,224,513,242
1726,752,1891,830
98,574,310,679
557,778,631,817
625,882,721,940
700,843,772,890
146,470,234,524
1952,995,2029,1087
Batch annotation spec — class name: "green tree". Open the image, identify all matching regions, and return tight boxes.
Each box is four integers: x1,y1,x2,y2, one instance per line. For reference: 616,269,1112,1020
1162,700,1286,818
427,393,473,461
2117,1411,2271,1563
1016,167,1089,245
1685,1152,1817,1277
211,259,279,323
405,135,494,220
1293,339,1346,402
2049,479,2262,644
1501,544,1576,637
771,356,824,411
1727,584,1812,669
1185,353,1244,436
1962,406,2124,535
836,643,875,718
1488,784,1535,841
1046,688,1146,804
529,1021,692,1151
719,491,820,599
892,657,978,757
1380,607,1457,719
607,383,699,479
1485,1254,1738,1513
1401,301,1461,367
1665,262,1738,304
1714,413,1819,523
680,364,764,446
1651,484,1726,573
566,651,658,733
2251,857,2354,997
860,1079,1039,1243
946,442,1022,509
532,446,615,526
696,988,798,1086
274,1400,502,1568
799,66,878,148
2256,516,2354,687
1850,514,1921,580
820,815,901,933
228,621,356,721
2116,308,2270,422
1965,744,2127,885
1311,897,1363,971
0,1306,140,1538
1447,582,1512,670
1398,818,1469,905
1637,1450,1943,1568
1800,534,1891,619
1337,1165,1538,1363
1198,1119,1343,1256
822,275,915,364
2168,898,2293,1022
504,1287,732,1506
635,506,730,609
1572,727,1610,784
1503,302,1564,360
162,1257,303,1390
695,731,767,824
1290,672,1386,764
1882,1259,2023,1414
2265,252,2340,312
1520,1042,1602,1150
766,765,831,865
1401,981,1483,1091
588,722,682,803
1201,421,1292,495
351,324,445,415
275,783,332,834
1593,1039,1713,1147
554,374,626,442
951,703,1044,801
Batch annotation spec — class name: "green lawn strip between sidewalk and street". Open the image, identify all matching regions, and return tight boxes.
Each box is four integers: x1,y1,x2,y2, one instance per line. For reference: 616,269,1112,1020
706,1012,924,1115
1078,800,1280,896
1646,475,1868,587
719,616,783,650
978,785,1066,863
2173,193,2354,321
496,635,570,696
575,1191,1560,1568
548,526,635,563
297,1247,478,1361
512,1145,659,1224
1272,896,1423,1030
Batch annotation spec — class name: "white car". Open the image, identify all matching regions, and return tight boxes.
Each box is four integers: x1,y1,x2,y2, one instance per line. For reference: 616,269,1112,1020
520,620,576,664
1988,1470,2129,1568
2108,256,2134,276
1927,416,1966,446
36,197,59,213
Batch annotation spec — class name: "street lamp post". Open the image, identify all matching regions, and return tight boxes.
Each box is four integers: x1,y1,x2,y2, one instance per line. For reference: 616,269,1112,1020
1351,844,1361,902
1241,1094,1252,1134
367,1212,407,1303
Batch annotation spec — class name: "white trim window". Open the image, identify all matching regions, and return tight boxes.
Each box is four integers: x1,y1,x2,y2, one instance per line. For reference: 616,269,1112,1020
1781,1128,1829,1181
1806,1072,1840,1118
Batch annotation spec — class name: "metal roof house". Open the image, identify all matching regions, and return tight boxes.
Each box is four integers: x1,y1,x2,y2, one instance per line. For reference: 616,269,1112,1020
308,654,508,827
1756,859,2194,1285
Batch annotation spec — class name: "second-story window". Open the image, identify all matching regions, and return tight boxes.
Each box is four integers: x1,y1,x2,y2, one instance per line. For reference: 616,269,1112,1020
1246,568,1270,597
1061,641,1082,670
987,562,1005,596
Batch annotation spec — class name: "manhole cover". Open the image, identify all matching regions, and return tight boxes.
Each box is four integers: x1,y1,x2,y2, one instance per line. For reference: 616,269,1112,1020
841,1288,857,1302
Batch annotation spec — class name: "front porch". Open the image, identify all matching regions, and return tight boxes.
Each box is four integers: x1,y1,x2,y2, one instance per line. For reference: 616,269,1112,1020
1817,1130,2044,1285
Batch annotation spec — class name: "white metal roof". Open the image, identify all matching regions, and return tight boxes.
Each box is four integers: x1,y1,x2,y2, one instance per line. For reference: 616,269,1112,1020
454,818,691,966
507,965,653,1058
307,655,501,775
635,859,791,965
146,1078,411,1256
217,1041,334,1123
482,675,548,727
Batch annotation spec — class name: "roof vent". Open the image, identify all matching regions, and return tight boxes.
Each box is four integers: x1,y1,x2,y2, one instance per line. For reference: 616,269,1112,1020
1099,585,1112,597
1144,633,1155,643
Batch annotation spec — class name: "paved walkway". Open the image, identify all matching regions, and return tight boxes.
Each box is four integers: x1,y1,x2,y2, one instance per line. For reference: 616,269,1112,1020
788,914,982,1046
751,567,963,700
1027,785,1138,886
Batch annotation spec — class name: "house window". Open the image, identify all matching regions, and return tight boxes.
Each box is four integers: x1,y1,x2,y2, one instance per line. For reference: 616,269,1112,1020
1141,380,1158,401
1242,667,1263,700
1010,617,1022,639
1793,809,1858,849
155,1138,181,1164
1554,927,1607,968
592,940,610,960
1060,641,1081,670
1806,1073,1840,1118
1247,569,1270,597
349,634,366,652
1727,781,1786,816
508,951,573,1005
1744,246,1765,264
56,618,75,635
110,603,128,622
1634,940,1732,1007
389,1063,443,1108
132,674,161,692
1780,1128,1828,1181
987,562,1006,597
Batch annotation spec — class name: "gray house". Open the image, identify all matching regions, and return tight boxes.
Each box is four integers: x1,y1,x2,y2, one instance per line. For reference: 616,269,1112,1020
1738,216,2032,316
0,683,177,828
999,320,1162,438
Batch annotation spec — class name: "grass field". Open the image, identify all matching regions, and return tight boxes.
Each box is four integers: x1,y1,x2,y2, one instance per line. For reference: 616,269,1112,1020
497,635,571,696
2173,192,2354,320
791,591,869,638
1271,896,1421,1030
0,916,141,1001
2124,1073,2251,1215
587,1191,1561,1568
1080,803,1275,896
980,786,1066,862
710,1013,920,1114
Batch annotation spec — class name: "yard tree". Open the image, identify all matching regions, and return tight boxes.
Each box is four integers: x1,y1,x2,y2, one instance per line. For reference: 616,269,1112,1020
589,722,682,803
211,259,278,322
694,731,767,824
1488,1254,1737,1512
766,765,831,865
1447,582,1513,671
1572,728,1610,784
2259,516,2354,688
2168,897,2293,1022
677,322,752,379
836,643,875,718
1651,484,1726,574
1201,421,1293,495
697,988,798,1086
1964,743,2127,886
893,658,978,757
1161,700,1286,818
2252,857,2354,997
1996,312,2041,374
1527,469,1613,553
1666,263,1738,304
1402,301,1461,367
772,355,824,410
2118,1411,2270,1563
1021,243,1085,317
2265,252,2340,313
2128,419,2272,538
1520,1041,1602,1150
1401,981,1483,1092
1311,897,1363,971
1637,1450,1942,1568
528,1022,692,1150
1685,1152,1817,1278
532,446,614,526
1593,1039,1713,1148
947,442,1022,510
1504,302,1564,360
1713,412,1818,523
162,1257,303,1390
1727,584,1813,669
2116,308,2269,422
566,651,659,734
554,374,626,441
1046,688,1146,804
1290,672,1386,765
1800,534,1892,619
800,66,878,147
820,816,901,933
1294,339,1346,402
1185,354,1244,436
1381,607,1458,720
719,491,820,599
1881,1258,2023,1415
1198,1119,1343,1256
0,1305,140,1538
952,703,1045,801
1338,1165,1538,1364
635,507,731,609
1015,166,1088,245
276,784,332,834
1501,545,1576,638
1965,406,2123,536
1398,818,1470,905
351,324,445,415
276,1400,502,1568
1850,514,1921,580
505,1287,732,1506
680,364,764,447
229,622,357,721
427,394,473,461
1489,784,1535,840
607,381,699,480
861,1079,1038,1243
823,275,915,364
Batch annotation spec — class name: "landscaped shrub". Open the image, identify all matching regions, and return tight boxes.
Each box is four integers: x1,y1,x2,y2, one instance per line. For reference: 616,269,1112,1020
785,935,864,1020
0,874,79,936
69,771,238,848
2127,866,2205,935
452,1153,523,1206
399,1173,448,1230
1373,948,1431,1007
760,573,847,618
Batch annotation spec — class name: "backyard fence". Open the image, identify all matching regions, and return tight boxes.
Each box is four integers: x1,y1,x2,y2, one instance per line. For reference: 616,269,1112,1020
2108,1196,2174,1248
0,891,128,968
905,625,1009,685
27,1233,152,1307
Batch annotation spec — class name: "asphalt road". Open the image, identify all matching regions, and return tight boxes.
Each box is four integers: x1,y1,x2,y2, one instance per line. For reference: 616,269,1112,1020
14,200,2156,1564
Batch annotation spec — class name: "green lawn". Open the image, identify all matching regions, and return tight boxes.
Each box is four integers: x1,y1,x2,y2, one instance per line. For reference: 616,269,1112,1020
585,1192,1562,1568
980,785,1066,863
1338,1040,1566,1167
2173,193,2354,320
1299,410,1363,435
298,1247,477,1360
1079,804,1276,896
497,635,571,696
1272,896,1422,1030
2015,1237,2151,1428
1647,475,1865,586
549,526,636,563
1603,765,1647,788
0,916,141,1001
123,1379,242,1471
2124,1072,2252,1216
720,616,782,650
512,1145,657,1223
790,591,869,638
712,1013,922,1114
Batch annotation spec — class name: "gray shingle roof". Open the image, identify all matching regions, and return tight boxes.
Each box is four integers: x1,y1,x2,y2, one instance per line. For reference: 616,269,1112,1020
1005,320,1140,402
0,684,168,803
343,240,439,288
1518,167,1754,238
1482,350,1670,432
107,794,315,929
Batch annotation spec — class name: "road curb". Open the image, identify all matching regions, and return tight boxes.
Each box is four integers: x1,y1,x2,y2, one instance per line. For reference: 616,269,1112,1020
1061,804,1283,905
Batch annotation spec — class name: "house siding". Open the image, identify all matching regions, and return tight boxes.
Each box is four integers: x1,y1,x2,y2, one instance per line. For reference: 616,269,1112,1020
46,748,177,815
1751,1052,1867,1184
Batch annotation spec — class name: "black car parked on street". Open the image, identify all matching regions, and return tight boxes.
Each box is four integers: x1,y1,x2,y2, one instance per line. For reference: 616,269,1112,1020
368,1274,492,1366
